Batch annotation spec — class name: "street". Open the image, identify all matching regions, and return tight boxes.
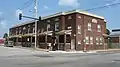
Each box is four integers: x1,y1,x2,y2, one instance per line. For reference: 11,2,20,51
0,46,120,67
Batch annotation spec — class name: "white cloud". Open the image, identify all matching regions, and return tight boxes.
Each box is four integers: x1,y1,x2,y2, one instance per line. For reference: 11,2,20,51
16,9,23,17
44,5,49,9
0,12,2,16
0,20,7,28
58,0,79,7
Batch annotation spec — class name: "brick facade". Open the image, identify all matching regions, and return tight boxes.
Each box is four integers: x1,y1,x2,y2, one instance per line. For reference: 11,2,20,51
9,10,107,51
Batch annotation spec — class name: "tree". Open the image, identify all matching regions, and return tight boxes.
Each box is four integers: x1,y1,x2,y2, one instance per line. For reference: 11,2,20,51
3,33,8,38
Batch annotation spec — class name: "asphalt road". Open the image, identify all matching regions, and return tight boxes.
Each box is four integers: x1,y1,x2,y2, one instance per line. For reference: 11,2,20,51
0,46,120,67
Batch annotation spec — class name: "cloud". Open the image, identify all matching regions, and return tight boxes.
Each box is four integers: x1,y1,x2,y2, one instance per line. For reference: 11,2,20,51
44,5,49,9
58,0,79,7
0,12,2,16
0,20,7,28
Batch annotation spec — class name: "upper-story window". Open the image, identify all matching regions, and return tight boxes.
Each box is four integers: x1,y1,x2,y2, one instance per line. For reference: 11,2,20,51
16,28,19,35
19,27,22,34
33,27,35,33
78,25,81,34
92,19,97,23
41,28,44,33
47,20,50,22
23,26,26,30
97,24,101,32
55,22,59,31
28,25,31,33
68,16,72,19
33,24,35,33
55,18,59,21
88,23,92,31
47,24,51,31
78,16,81,19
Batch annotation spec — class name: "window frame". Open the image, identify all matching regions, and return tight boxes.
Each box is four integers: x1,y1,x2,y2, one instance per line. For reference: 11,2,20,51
90,37,93,45
97,24,101,32
88,23,92,31
85,36,89,44
78,25,81,34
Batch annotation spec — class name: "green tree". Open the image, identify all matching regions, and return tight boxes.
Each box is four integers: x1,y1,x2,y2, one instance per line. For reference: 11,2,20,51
3,33,8,38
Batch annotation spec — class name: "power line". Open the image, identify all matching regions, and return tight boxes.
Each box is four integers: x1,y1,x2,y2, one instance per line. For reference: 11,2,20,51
18,0,34,10
84,2,120,11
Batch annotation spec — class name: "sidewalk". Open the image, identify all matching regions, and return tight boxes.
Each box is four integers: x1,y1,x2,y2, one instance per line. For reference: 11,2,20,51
12,46,120,53
90,49,120,53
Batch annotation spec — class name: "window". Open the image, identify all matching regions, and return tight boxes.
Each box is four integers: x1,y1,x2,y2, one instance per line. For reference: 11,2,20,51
92,19,97,23
97,24,101,32
67,26,72,30
16,28,19,35
38,29,40,33
78,16,81,19
90,37,93,44
68,16,72,19
100,37,103,45
78,41,81,44
55,18,59,21
19,27,22,34
41,28,44,33
78,25,81,34
88,23,92,31
33,27,35,33
85,36,89,44
23,27,26,30
96,37,99,45
47,20,50,22
55,22,59,31
47,24,51,31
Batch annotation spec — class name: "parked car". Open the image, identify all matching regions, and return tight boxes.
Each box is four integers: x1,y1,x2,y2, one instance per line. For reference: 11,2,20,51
4,41,14,47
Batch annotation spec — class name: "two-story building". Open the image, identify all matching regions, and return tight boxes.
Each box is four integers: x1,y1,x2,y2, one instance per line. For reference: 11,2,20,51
9,9,108,51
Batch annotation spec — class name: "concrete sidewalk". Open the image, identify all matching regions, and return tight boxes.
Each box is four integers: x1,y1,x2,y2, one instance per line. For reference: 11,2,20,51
12,46,120,53
90,49,120,53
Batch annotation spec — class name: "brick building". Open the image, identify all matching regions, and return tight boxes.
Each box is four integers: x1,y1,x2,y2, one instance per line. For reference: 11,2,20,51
9,9,108,51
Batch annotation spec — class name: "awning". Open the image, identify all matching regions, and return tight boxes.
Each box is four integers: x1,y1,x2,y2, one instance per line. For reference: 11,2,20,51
21,33,35,37
39,31,53,36
103,34,109,37
56,30,72,35
8,35,21,38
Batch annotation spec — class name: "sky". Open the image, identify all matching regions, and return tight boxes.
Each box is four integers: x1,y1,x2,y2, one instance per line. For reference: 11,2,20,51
0,0,120,37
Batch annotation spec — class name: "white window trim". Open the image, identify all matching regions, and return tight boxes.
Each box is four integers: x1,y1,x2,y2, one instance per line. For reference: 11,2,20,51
78,25,81,34
85,36,89,44
68,26,72,29
68,16,72,19
88,23,92,31
97,24,101,32
90,37,93,45
96,37,99,45
100,37,103,45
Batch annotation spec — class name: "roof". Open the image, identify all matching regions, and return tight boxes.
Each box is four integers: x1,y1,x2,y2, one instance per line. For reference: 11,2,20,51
12,9,104,28
42,9,104,20
110,31,120,37
12,20,35,28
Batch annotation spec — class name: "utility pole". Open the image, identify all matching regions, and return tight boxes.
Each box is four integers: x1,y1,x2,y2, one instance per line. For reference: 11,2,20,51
34,0,38,48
